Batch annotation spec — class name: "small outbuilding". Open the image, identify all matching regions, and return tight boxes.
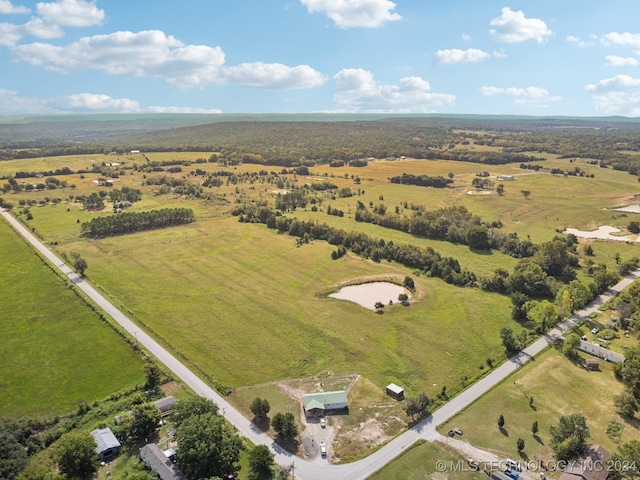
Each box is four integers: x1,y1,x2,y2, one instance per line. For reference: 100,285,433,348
153,396,176,416
385,383,405,400
584,359,599,370
303,390,348,415
91,427,121,462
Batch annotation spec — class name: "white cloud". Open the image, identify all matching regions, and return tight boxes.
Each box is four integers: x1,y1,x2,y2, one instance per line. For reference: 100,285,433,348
333,68,455,112
49,93,140,112
11,30,327,90
492,48,507,59
0,88,143,113
565,35,592,47
489,7,552,43
23,17,64,38
606,55,639,67
0,22,22,46
147,106,223,114
461,32,471,41
480,85,559,106
221,62,327,89
0,0,30,14
602,32,640,49
300,0,401,28
434,48,491,65
36,0,104,27
585,74,640,115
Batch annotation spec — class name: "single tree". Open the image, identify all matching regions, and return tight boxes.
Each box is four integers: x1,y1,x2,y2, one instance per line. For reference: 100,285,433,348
496,183,505,195
403,276,415,291
517,437,525,452
500,327,518,354
398,293,409,305
175,412,241,479
614,389,639,418
271,412,298,440
583,244,594,256
73,256,88,276
549,413,590,461
498,414,505,428
532,420,539,436
374,301,385,313
172,396,219,428
127,403,161,440
144,362,161,389
250,397,271,420
248,444,274,480
521,190,531,199
562,333,581,359
55,432,98,480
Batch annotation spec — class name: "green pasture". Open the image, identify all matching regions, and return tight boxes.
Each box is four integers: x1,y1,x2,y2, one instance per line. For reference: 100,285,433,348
440,347,638,462
0,218,144,418
3,153,640,418
368,440,487,480
57,215,513,396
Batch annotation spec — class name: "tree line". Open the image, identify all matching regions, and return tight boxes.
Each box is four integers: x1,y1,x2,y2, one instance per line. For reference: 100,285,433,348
80,208,195,238
232,203,477,287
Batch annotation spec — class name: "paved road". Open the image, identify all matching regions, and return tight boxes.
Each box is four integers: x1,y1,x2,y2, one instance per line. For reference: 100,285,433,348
2,209,637,479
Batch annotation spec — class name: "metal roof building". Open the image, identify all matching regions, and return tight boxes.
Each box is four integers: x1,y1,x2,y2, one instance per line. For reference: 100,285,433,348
302,390,348,413
91,428,121,462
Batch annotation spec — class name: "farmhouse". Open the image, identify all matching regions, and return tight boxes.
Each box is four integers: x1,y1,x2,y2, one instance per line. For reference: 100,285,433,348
140,443,185,480
91,427,121,462
559,444,610,480
385,383,405,400
303,390,348,414
578,340,625,363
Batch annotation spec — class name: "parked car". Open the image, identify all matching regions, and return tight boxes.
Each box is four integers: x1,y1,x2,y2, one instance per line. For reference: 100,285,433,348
320,442,327,456
505,459,522,471
454,428,463,435
320,417,326,428
591,327,599,334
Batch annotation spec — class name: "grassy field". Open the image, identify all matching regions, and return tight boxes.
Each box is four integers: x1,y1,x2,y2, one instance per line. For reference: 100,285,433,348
4,153,640,403
0,218,145,418
440,347,639,464
368,439,487,480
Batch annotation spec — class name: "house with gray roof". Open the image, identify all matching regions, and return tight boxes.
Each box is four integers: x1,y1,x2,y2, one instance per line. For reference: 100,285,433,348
140,443,185,480
91,427,121,462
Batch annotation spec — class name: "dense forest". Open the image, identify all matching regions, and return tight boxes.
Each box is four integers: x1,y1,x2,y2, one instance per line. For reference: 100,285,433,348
2,115,640,174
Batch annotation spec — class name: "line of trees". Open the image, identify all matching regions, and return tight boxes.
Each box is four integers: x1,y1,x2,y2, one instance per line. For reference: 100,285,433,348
389,173,452,188
80,208,195,237
232,204,477,287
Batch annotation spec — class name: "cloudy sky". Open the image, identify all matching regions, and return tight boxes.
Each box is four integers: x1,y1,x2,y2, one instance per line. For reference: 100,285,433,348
1,0,640,116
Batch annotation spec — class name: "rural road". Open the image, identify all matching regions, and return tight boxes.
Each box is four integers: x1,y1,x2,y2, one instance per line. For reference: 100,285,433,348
2,209,637,480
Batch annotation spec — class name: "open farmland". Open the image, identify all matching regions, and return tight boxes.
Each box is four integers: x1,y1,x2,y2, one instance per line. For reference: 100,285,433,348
0,217,145,418
3,144,640,406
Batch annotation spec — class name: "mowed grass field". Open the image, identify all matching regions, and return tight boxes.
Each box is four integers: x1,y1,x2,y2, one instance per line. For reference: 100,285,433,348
440,347,639,462
3,152,640,413
0,218,145,418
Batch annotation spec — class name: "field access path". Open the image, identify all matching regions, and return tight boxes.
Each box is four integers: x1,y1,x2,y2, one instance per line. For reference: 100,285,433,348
2,209,638,480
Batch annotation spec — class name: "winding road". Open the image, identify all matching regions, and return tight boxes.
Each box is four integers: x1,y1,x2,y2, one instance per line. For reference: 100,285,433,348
2,209,637,480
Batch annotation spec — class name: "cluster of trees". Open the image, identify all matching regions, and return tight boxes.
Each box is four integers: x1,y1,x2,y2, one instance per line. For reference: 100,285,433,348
389,173,452,188
173,397,242,479
232,204,478,287
80,208,195,237
404,391,430,420
108,186,142,205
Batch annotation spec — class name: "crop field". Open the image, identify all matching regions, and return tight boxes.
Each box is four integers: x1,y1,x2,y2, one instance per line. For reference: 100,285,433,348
2,147,640,424
0,218,145,418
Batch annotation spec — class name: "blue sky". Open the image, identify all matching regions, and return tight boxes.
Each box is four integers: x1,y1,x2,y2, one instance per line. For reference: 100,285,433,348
1,0,640,116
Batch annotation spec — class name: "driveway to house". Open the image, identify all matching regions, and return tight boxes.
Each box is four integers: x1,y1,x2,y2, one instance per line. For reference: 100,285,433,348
2,209,637,480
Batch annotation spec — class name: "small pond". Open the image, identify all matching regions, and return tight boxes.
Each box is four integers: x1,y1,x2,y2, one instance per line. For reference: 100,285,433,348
329,282,407,310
